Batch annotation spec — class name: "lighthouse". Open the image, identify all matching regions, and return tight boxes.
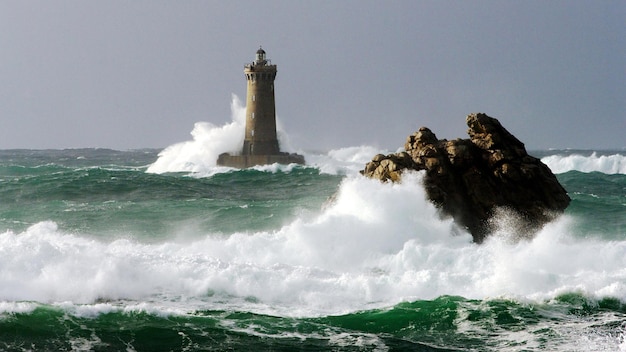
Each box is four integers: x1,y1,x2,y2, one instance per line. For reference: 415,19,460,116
242,47,279,156
217,48,305,168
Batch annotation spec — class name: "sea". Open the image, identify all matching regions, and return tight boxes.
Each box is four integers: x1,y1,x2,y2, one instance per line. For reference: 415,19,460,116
0,107,625,351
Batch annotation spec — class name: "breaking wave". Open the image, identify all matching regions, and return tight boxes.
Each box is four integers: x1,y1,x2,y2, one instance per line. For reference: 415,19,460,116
147,94,298,175
1,172,624,318
542,152,626,174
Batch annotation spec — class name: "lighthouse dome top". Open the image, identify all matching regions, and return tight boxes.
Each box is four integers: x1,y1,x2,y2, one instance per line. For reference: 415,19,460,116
255,47,267,63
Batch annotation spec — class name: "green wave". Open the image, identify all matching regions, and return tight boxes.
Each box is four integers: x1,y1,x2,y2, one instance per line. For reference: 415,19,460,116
558,171,626,238
0,165,342,239
2,294,624,351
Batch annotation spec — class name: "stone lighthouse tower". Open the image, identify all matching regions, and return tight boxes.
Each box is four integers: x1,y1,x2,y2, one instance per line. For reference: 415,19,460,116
217,47,305,168
242,47,279,156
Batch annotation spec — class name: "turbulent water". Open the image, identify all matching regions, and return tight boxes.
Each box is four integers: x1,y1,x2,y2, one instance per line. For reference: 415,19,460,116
1,98,625,351
0,145,624,352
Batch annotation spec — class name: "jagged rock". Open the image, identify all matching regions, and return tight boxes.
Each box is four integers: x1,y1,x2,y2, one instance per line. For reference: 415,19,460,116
361,113,570,243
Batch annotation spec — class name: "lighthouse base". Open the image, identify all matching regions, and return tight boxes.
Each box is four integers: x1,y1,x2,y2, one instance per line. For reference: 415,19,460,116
217,153,305,169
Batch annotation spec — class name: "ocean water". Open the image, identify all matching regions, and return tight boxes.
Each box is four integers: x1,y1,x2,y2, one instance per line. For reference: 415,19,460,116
1,145,625,352
1,99,625,351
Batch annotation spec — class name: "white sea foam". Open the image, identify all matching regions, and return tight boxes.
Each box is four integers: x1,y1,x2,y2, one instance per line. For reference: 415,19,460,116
146,94,391,176
146,94,246,175
542,152,626,174
147,94,302,175
304,145,393,175
0,301,38,315
1,172,624,320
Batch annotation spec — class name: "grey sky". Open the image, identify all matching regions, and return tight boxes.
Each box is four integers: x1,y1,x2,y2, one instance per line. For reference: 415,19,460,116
1,1,624,150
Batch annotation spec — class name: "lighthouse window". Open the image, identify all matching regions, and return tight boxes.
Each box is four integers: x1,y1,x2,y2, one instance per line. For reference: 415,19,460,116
251,112,255,119
252,95,255,102
251,130,255,136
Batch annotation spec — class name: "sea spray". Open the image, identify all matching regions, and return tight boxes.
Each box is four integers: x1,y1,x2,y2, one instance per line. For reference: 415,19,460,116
1,149,626,350
305,145,393,175
147,94,301,175
541,151,626,174
146,94,246,174
2,172,624,317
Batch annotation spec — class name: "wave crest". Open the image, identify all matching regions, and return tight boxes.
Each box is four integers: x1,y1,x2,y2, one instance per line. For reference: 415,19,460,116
542,152,626,174
147,94,305,175
2,173,625,317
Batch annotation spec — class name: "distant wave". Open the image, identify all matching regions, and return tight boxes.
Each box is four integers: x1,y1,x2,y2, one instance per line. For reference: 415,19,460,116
147,97,625,177
146,94,388,176
541,152,626,174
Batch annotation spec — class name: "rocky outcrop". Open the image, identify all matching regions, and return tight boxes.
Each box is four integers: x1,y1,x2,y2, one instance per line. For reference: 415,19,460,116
361,113,570,243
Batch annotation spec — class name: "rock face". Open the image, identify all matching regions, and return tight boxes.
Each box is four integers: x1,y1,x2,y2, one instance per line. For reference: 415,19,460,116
361,113,570,243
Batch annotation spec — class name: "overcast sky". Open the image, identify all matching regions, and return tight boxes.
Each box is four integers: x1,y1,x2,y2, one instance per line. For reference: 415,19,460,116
1,1,624,151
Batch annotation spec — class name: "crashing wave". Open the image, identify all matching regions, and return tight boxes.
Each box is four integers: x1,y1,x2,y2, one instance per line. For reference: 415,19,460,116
542,152,626,174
